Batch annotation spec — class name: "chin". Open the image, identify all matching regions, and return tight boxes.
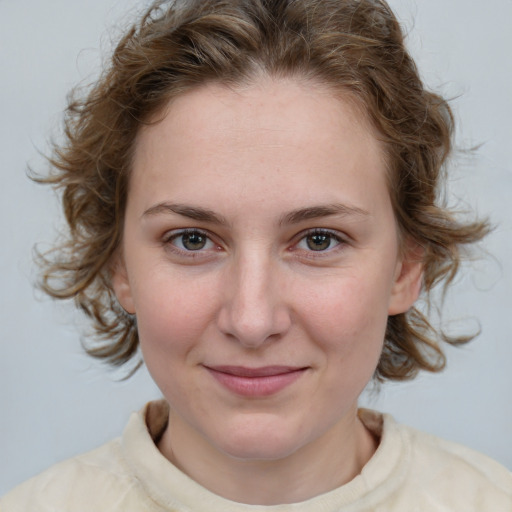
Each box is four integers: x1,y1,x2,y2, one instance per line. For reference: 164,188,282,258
213,414,310,462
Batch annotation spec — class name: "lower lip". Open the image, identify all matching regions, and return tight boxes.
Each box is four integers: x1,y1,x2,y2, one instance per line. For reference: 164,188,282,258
206,368,306,397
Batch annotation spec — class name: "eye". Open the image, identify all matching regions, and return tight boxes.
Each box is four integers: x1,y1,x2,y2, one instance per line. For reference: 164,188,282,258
296,229,343,252
165,229,216,252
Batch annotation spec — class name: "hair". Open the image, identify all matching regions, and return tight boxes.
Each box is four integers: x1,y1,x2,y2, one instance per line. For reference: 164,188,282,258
38,0,489,380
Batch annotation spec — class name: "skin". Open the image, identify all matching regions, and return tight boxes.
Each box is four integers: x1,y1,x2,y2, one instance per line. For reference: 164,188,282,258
112,77,422,505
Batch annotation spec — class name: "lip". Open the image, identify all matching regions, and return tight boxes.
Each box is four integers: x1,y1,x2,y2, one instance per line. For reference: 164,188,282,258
204,365,307,397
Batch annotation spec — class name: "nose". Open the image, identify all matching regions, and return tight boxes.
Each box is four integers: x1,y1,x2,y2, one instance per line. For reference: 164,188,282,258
217,250,292,349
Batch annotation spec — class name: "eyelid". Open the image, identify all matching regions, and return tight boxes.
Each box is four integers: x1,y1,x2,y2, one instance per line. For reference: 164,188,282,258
291,228,348,255
161,227,349,259
162,227,210,243
162,228,222,256
297,227,347,242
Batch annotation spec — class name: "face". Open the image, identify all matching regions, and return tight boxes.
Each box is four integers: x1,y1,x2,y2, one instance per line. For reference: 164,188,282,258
113,78,421,463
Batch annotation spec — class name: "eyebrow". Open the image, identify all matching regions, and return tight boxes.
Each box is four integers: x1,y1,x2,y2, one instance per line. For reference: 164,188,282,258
142,202,370,225
142,202,229,225
279,204,370,225
142,202,369,225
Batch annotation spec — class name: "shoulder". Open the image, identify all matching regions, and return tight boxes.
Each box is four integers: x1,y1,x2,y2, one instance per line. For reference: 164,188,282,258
0,433,162,512
366,410,512,510
405,421,511,483
0,438,142,512
0,401,171,512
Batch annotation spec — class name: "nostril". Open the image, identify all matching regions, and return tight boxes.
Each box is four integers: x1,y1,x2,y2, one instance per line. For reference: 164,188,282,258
216,257,291,347
217,302,291,348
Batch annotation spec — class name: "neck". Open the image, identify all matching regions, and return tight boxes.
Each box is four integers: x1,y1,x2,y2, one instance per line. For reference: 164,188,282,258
158,407,378,505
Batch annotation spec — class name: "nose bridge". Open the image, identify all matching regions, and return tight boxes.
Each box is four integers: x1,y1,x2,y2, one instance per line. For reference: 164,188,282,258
219,245,290,347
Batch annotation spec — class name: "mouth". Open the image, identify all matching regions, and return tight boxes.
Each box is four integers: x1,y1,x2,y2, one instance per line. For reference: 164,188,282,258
203,365,308,397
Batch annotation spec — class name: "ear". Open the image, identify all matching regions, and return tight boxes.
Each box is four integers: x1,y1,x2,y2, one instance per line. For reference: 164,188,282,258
110,253,136,315
388,243,424,316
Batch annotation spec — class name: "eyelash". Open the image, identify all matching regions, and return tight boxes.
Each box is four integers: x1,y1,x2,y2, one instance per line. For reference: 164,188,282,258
162,228,347,259
163,229,219,257
292,229,346,257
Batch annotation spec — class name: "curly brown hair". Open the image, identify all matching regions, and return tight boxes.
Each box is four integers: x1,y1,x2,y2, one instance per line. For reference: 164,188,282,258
38,0,489,380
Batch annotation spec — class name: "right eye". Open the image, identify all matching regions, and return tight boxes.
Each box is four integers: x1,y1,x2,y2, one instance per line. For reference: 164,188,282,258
297,230,342,252
164,229,217,253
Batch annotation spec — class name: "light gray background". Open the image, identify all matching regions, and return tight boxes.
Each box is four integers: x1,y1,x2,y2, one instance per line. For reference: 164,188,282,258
1,0,511,494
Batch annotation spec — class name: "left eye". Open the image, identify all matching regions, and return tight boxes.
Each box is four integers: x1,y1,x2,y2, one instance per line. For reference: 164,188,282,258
167,230,215,251
297,231,342,252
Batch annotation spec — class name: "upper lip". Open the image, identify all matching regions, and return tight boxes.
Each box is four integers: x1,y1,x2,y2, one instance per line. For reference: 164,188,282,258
204,365,306,377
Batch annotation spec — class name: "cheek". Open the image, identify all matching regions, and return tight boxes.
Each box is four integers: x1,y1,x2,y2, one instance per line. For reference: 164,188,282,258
134,279,220,404
133,272,220,361
300,273,390,337
296,271,391,378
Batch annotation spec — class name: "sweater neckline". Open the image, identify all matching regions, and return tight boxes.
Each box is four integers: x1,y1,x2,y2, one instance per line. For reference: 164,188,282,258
122,400,410,512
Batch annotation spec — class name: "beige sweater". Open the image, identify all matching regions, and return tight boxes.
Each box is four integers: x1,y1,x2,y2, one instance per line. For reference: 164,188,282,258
2,401,511,511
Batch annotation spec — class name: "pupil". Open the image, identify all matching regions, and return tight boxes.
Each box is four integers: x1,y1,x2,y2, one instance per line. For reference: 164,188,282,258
183,232,206,250
307,233,330,251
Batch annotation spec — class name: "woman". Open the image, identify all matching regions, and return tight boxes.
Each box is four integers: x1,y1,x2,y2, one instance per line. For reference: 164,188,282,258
2,0,511,509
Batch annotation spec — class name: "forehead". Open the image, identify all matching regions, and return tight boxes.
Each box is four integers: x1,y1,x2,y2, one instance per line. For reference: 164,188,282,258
130,77,390,218
139,77,379,153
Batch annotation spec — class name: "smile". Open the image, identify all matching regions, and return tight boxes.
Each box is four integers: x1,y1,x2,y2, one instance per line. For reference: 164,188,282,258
204,365,307,397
